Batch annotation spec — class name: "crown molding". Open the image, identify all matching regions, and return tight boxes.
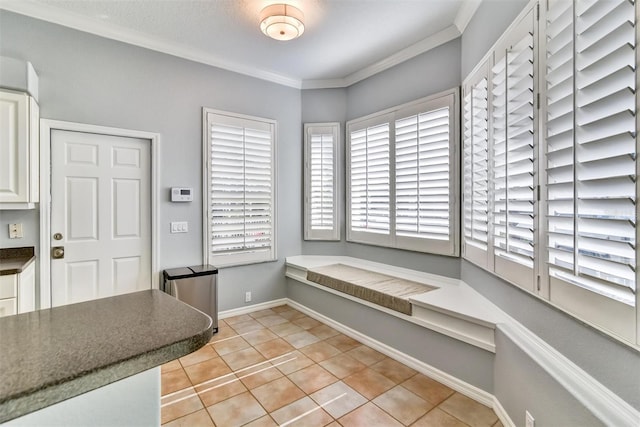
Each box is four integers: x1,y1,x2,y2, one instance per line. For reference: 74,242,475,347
454,0,482,33
2,0,469,90
0,0,304,89
303,24,462,89
301,78,348,90
342,24,461,87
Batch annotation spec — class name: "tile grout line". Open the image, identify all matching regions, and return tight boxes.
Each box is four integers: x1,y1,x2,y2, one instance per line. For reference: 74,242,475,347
162,356,298,408
162,306,497,426
208,331,253,344
164,351,297,400
278,392,347,427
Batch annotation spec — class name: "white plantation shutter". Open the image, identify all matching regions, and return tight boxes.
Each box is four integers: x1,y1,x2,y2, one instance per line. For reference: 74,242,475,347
349,121,391,236
463,71,490,265
492,19,536,270
462,8,536,289
304,123,339,240
347,89,459,256
395,108,450,240
204,110,276,267
545,0,637,308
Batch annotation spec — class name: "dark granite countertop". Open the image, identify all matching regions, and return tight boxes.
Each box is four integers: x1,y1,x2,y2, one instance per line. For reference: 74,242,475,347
0,247,36,276
0,289,213,423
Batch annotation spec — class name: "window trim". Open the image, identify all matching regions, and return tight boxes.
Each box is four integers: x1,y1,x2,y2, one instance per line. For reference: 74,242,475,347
303,122,340,241
462,0,640,350
346,88,460,257
202,107,277,268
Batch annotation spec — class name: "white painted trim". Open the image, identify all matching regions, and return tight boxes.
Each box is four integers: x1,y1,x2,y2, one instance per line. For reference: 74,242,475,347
286,298,495,408
201,108,278,268
0,0,302,89
218,298,288,319
302,25,462,89
499,322,640,427
462,0,537,82
286,272,497,352
3,0,463,90
218,294,638,426
303,122,341,241
38,119,160,309
493,396,516,427
454,0,482,34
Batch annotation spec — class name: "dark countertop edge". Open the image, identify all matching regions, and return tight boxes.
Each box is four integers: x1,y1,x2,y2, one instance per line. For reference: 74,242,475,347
0,317,212,423
0,246,36,276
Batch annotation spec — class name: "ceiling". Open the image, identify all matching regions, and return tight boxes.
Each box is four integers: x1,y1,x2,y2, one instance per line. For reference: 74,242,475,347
0,0,481,89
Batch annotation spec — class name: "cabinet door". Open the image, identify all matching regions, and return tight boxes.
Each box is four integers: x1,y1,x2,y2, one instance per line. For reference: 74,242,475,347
0,298,17,317
18,262,36,313
0,90,30,203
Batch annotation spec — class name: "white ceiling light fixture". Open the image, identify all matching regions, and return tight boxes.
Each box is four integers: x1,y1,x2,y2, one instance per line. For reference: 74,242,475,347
260,3,305,41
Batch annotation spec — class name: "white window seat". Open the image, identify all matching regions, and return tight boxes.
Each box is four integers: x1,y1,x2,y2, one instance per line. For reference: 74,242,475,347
285,255,639,426
286,255,508,353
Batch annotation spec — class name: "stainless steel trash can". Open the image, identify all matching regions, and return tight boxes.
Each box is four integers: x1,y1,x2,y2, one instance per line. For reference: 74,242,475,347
163,265,218,333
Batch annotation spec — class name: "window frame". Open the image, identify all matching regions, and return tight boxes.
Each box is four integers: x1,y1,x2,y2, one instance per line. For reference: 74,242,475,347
202,108,277,268
346,88,460,257
463,0,640,350
303,122,340,241
463,2,539,294
539,0,638,344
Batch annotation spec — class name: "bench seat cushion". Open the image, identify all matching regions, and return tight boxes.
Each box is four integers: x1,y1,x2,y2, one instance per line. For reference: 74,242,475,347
306,264,436,315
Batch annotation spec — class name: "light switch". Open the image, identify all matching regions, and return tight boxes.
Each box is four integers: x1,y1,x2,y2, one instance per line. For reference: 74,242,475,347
9,223,23,239
170,221,189,233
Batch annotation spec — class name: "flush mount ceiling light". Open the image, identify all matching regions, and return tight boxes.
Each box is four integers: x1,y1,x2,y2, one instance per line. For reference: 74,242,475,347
260,4,305,41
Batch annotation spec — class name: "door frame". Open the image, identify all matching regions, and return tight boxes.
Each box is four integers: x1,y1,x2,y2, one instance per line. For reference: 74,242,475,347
39,120,160,309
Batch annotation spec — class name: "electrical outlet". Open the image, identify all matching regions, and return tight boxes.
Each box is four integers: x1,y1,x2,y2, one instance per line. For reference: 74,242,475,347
525,411,535,427
9,223,23,239
245,291,252,303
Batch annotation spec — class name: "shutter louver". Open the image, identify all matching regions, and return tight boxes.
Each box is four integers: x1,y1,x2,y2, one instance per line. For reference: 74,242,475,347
350,124,390,234
395,107,450,240
463,78,489,251
492,30,535,267
463,90,474,245
210,122,273,256
310,133,335,230
546,0,637,305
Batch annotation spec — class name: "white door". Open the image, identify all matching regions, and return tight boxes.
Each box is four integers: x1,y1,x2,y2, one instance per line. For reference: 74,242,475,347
50,130,151,307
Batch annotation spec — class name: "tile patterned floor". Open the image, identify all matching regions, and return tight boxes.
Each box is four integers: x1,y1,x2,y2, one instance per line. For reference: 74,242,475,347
161,305,503,427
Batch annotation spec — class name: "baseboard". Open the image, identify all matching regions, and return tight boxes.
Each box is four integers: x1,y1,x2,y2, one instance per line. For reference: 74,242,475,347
218,298,288,319
493,396,516,427
219,297,637,427
286,298,495,408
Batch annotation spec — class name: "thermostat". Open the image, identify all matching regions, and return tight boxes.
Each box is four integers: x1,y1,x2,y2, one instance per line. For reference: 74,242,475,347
171,187,193,202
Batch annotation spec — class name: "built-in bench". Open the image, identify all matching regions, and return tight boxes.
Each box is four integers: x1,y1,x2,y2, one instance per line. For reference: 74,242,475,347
284,255,639,427
286,255,507,352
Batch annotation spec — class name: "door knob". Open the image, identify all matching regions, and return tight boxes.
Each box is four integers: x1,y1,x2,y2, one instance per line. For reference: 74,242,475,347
52,246,65,259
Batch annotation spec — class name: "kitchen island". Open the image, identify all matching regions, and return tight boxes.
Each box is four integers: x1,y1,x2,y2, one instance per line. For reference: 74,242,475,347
0,289,213,425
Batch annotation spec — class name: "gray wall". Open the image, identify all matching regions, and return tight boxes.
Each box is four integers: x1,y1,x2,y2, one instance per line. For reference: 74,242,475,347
459,0,640,412
494,328,604,427
2,2,638,419
340,38,463,279
301,40,464,280
460,0,529,79
463,261,640,411
301,88,348,257
287,278,495,393
0,10,302,311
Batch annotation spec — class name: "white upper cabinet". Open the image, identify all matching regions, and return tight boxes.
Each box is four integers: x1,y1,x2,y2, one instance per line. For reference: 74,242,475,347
0,89,39,209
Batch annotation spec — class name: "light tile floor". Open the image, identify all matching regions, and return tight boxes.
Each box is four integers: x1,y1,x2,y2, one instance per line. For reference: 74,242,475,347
161,305,503,427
